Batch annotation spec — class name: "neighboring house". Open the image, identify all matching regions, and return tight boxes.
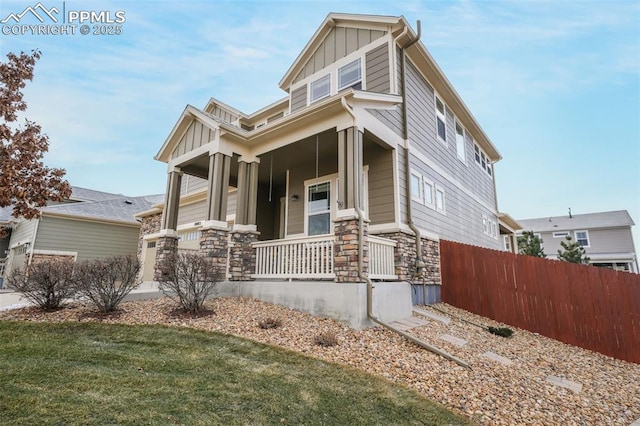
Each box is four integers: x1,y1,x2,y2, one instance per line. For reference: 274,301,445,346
517,210,638,273
0,187,163,287
137,13,514,326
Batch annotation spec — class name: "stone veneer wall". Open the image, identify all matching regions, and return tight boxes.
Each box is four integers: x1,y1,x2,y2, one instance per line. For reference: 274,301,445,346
153,236,178,281
136,213,161,263
31,253,75,264
377,231,441,285
228,231,258,281
199,228,230,278
334,217,369,283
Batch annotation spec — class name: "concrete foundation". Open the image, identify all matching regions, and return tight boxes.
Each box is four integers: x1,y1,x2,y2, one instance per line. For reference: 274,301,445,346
191,280,411,329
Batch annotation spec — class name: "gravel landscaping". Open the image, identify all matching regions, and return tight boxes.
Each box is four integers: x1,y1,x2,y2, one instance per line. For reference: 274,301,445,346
1,297,638,425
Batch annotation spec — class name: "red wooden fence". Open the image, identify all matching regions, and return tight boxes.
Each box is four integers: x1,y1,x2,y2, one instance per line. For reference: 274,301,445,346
440,240,640,364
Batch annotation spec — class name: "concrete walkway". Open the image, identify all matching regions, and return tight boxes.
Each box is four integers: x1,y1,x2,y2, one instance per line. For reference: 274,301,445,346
0,282,164,311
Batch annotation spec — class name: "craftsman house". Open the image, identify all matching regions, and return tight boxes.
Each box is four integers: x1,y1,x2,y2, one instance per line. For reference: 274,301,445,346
137,13,511,326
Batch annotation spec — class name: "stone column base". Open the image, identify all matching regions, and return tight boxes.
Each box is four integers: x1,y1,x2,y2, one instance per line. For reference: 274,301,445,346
153,235,179,281
228,230,259,281
199,228,230,277
377,231,441,284
334,216,368,283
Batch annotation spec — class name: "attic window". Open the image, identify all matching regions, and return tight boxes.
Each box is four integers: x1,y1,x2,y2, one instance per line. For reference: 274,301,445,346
338,59,362,91
310,74,330,103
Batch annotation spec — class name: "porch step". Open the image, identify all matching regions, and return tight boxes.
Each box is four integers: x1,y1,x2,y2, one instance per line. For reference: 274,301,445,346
413,308,451,325
389,316,429,332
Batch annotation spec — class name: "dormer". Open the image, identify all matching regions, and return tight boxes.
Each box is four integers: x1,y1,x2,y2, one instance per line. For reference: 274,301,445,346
280,13,410,114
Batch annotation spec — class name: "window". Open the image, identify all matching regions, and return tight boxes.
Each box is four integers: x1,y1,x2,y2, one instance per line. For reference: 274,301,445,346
474,142,492,177
455,121,466,162
410,172,423,203
179,231,201,241
553,232,570,238
575,230,590,247
146,241,157,249
307,182,331,235
309,74,330,103
435,96,446,143
482,214,499,239
423,179,434,207
503,235,511,251
338,59,362,90
435,187,445,212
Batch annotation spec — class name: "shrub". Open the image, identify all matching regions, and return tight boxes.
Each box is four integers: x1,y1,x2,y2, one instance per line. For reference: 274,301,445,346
314,331,338,347
259,318,282,329
7,259,77,310
74,255,141,313
487,326,514,338
156,252,222,313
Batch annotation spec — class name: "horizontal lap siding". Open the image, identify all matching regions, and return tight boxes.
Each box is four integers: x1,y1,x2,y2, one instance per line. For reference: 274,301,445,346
177,192,237,226
539,228,636,258
34,216,139,260
365,43,390,93
8,220,37,246
291,85,307,113
365,147,394,225
404,60,499,249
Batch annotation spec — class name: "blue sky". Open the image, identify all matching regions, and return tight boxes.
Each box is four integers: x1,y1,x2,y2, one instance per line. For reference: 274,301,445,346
2,0,639,247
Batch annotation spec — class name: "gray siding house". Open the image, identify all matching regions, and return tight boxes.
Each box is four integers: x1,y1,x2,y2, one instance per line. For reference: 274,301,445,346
138,13,514,326
1,187,163,286
518,210,638,273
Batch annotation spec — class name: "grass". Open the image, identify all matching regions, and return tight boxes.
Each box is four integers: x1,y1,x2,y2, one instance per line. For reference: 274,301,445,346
0,321,469,425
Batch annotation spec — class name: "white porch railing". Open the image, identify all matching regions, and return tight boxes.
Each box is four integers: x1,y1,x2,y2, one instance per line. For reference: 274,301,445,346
253,235,334,279
369,235,398,280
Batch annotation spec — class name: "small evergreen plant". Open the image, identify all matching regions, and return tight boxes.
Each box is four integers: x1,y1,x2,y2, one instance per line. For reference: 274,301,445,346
557,235,590,264
517,230,546,258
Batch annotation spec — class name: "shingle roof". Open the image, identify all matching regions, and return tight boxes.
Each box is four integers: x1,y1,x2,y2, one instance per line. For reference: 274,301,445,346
517,210,635,233
67,186,124,202
41,194,165,224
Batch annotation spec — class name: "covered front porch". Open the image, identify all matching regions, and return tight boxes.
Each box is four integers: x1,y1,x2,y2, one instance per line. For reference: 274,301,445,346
143,93,407,285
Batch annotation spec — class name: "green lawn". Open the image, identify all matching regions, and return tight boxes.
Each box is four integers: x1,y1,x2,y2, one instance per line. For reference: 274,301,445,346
0,321,469,425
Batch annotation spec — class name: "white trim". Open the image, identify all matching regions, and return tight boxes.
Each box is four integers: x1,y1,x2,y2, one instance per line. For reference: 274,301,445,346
405,141,498,214
303,174,338,236
422,177,435,209
454,118,466,164
435,93,447,145
410,170,424,204
232,224,258,232
574,230,590,247
434,185,446,214
200,220,228,231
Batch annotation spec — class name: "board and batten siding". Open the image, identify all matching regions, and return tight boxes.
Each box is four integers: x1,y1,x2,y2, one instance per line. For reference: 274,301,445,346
293,27,386,84
172,120,215,160
365,43,390,94
33,216,139,261
211,106,238,124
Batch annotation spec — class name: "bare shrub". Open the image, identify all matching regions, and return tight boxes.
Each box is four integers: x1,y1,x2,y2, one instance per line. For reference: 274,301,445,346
314,331,339,347
7,259,76,310
156,253,222,313
259,317,282,329
75,256,141,313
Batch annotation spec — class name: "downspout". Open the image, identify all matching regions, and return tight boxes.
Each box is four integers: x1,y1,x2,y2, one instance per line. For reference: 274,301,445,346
341,90,469,369
399,22,426,283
